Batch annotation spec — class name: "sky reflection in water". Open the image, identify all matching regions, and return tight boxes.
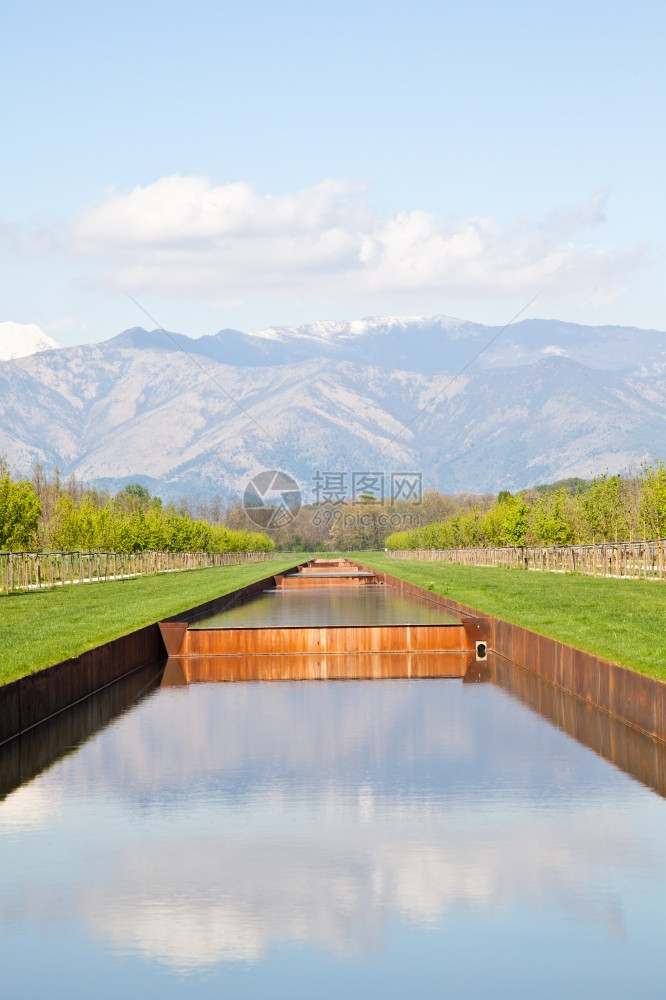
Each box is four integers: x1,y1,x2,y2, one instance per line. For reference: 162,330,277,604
190,586,461,628
0,676,665,999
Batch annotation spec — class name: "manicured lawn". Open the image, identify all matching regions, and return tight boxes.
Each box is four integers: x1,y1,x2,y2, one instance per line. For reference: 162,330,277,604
4,551,663,686
0,558,301,685
357,553,666,681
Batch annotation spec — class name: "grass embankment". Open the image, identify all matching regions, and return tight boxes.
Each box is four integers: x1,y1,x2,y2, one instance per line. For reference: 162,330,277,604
357,553,666,682
0,558,301,685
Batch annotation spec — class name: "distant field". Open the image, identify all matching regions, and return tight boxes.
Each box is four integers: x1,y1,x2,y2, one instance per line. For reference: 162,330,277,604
0,558,300,685
358,553,666,682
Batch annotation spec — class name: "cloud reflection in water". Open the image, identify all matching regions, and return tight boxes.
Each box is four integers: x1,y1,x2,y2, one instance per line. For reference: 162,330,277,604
0,679,662,974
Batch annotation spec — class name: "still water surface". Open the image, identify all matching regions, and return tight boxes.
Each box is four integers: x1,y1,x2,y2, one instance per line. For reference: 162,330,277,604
191,585,460,628
1,667,665,998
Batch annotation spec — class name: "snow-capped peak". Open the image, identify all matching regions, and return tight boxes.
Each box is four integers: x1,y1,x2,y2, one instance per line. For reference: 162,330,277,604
246,313,468,344
0,321,60,361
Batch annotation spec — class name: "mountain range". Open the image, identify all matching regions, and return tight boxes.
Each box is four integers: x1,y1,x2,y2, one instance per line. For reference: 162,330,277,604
0,315,664,501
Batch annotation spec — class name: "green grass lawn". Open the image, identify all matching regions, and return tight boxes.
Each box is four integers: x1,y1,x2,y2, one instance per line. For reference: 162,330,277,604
357,553,666,681
4,552,664,686
0,558,301,685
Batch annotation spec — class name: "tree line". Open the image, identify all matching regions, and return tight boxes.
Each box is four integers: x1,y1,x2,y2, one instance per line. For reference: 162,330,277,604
0,462,274,553
384,461,666,550
4,458,664,554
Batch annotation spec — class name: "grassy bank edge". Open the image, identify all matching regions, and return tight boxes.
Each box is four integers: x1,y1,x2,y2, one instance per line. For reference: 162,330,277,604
0,557,304,686
356,552,666,682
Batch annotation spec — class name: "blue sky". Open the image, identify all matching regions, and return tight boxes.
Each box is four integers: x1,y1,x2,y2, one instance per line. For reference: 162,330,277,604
2,0,665,346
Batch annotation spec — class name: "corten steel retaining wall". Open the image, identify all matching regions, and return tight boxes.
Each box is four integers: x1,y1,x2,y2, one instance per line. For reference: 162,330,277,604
361,561,666,745
0,623,163,746
388,539,666,581
159,624,476,658
0,567,298,746
160,568,291,629
160,562,475,658
275,574,377,587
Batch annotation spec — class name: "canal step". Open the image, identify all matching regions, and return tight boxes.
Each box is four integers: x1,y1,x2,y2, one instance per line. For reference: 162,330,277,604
275,558,381,587
274,570,379,587
158,622,476,657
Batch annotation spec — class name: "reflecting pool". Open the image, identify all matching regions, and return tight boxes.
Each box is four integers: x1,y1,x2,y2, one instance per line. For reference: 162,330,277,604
1,661,665,999
190,585,460,628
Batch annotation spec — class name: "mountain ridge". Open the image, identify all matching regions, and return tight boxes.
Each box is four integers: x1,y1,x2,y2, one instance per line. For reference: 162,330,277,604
1,317,664,501
92,315,666,376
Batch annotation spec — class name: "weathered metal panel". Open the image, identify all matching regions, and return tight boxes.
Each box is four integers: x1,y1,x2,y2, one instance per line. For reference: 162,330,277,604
173,623,474,657
362,559,666,743
0,683,21,745
18,657,93,733
0,623,164,746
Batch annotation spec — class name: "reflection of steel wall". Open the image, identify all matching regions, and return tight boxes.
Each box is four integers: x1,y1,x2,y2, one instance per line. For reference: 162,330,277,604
162,651,476,684
490,654,666,799
366,562,666,745
389,540,666,580
0,662,163,799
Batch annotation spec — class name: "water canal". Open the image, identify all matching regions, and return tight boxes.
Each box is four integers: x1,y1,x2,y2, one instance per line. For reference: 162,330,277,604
1,573,665,998
189,584,460,628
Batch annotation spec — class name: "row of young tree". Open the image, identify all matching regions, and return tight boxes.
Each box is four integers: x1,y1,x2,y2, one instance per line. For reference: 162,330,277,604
0,462,274,553
385,461,666,550
4,458,665,554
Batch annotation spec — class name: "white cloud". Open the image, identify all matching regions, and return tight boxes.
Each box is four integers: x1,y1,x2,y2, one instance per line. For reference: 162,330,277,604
72,176,640,307
42,315,77,333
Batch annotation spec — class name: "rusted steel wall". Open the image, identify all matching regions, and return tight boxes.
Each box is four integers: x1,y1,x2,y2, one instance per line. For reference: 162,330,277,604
160,569,285,626
275,574,378,587
368,561,666,744
298,562,356,571
165,623,475,657
492,618,666,743
0,622,162,746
